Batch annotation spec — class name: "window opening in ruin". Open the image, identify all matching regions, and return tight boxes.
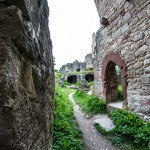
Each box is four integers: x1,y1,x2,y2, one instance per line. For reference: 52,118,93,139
106,62,123,103
85,74,94,82
67,75,77,84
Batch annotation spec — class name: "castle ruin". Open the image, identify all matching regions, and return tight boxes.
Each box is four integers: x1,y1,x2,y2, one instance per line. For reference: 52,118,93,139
93,0,150,120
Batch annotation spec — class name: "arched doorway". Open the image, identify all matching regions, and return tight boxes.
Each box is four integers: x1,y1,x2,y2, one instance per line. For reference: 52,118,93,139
85,74,94,82
67,75,77,84
102,52,128,109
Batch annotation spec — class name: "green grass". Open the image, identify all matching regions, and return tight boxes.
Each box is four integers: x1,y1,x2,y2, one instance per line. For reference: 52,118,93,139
52,86,83,150
73,90,106,115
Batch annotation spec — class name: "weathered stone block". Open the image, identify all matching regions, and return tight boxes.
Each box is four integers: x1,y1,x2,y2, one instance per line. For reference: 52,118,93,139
125,53,135,63
141,75,150,84
135,45,148,57
123,12,131,23
121,23,129,34
145,66,150,74
112,29,122,40
132,33,144,42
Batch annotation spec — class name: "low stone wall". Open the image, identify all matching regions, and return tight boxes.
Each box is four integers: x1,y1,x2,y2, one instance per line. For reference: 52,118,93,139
93,0,150,120
0,0,54,149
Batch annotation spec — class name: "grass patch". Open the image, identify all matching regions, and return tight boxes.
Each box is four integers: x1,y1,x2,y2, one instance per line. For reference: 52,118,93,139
53,86,83,150
73,90,106,115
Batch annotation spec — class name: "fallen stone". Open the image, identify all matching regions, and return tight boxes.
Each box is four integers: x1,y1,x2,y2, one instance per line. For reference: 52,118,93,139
94,115,115,131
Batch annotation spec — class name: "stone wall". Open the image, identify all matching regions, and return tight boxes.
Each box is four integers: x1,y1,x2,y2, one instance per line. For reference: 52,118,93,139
93,0,150,120
59,54,93,74
0,0,54,149
85,53,93,70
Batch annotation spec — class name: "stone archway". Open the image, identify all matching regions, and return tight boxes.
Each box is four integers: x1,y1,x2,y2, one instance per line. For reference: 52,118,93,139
67,75,77,84
102,52,128,109
85,73,94,82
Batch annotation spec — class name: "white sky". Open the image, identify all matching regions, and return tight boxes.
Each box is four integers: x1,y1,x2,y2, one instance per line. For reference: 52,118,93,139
48,0,99,69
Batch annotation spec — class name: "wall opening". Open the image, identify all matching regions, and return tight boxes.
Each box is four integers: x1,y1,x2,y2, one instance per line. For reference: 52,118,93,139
67,75,77,84
102,52,127,108
106,62,123,102
85,74,94,82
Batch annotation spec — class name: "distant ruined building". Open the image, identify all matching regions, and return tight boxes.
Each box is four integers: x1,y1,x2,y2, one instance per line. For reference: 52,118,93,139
59,54,94,84
0,0,54,149
93,0,150,120
59,53,93,74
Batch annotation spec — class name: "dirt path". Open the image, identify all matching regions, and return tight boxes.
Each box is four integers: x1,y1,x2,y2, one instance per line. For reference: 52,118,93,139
69,93,118,150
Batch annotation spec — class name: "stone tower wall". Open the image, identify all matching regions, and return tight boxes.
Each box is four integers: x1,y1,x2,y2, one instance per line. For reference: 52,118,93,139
94,0,150,120
0,0,54,149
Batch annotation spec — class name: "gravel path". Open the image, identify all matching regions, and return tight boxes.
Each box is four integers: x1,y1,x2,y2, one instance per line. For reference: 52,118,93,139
69,93,118,150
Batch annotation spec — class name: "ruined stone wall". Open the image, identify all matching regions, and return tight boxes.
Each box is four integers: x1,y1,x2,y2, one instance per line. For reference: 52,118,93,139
94,0,150,120
0,0,54,149
85,53,93,70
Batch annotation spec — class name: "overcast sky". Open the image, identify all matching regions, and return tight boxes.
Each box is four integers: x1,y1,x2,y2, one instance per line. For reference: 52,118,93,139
48,0,99,69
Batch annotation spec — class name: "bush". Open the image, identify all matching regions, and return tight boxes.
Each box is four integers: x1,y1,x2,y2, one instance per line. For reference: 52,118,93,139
75,90,86,98
87,96,106,114
134,122,150,145
109,109,150,146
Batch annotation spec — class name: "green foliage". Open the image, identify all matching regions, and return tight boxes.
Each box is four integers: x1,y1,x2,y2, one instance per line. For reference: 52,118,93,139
109,109,150,147
73,90,106,115
55,72,63,79
94,117,149,150
118,84,122,92
53,86,83,150
87,96,106,114
133,121,150,145
118,84,123,101
74,81,80,87
64,80,71,86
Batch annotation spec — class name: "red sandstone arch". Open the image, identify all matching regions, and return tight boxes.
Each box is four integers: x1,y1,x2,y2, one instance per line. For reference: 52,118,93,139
102,52,128,109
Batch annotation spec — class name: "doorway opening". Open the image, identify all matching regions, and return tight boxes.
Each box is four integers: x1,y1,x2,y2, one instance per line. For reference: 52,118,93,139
105,62,123,102
67,75,77,84
85,74,94,82
102,52,127,108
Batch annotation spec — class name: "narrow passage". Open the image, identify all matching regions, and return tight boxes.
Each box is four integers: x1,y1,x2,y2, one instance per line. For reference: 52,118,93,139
69,93,118,150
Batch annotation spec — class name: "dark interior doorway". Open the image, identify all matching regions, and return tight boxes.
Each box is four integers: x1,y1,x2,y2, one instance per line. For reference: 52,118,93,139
85,74,94,82
106,62,123,103
67,75,77,84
